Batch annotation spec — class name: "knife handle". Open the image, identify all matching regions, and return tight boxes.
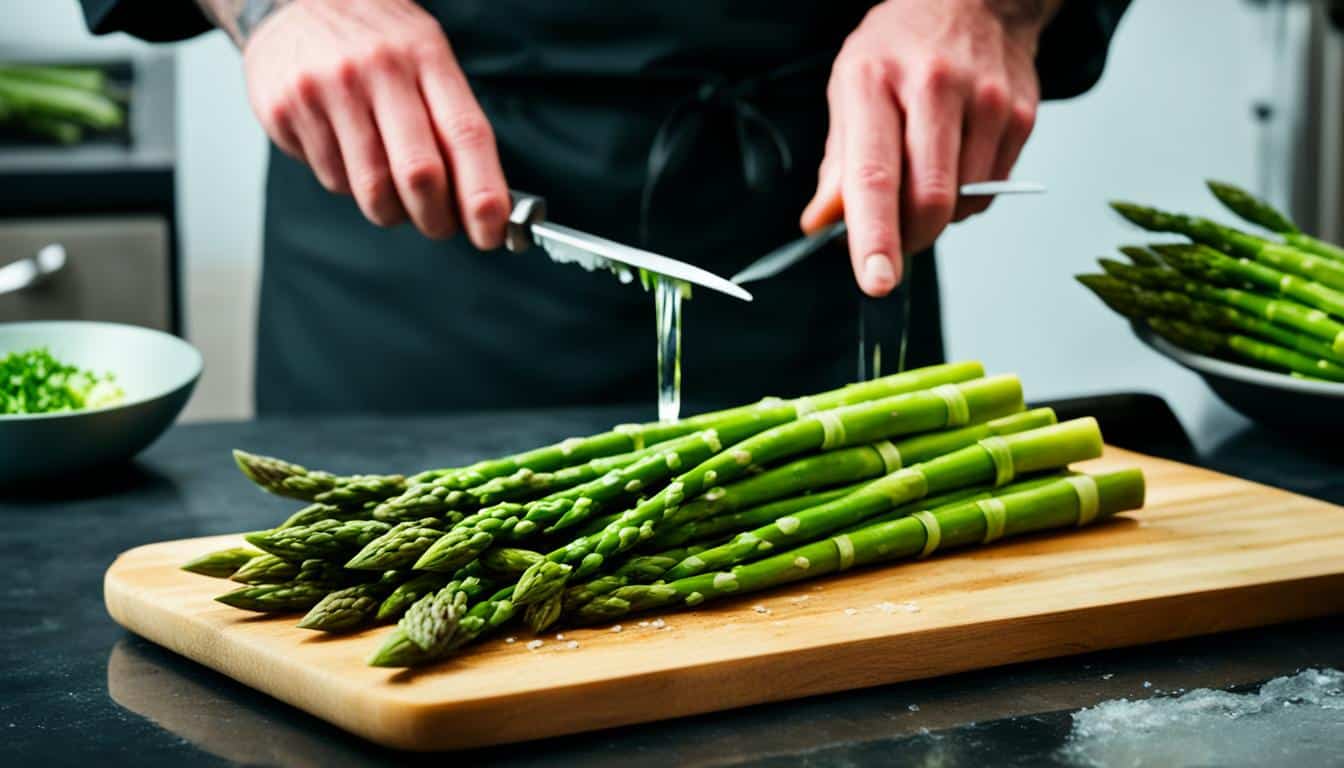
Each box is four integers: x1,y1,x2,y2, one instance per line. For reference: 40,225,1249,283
506,190,547,253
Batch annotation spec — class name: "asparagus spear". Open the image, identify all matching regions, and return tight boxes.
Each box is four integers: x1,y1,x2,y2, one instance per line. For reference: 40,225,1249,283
215,559,354,613
376,572,452,621
561,541,729,613
232,450,407,504
576,469,1144,622
1117,245,1167,269
297,570,407,632
511,375,1026,606
405,361,986,491
0,74,122,128
660,418,1103,581
1111,203,1344,293
345,518,450,571
650,484,863,550
244,519,392,562
1207,180,1344,263
181,547,262,579
379,361,989,520
1147,317,1344,381
278,502,368,529
1078,274,1344,365
658,407,1058,535
369,585,516,667
1150,243,1344,329
1100,258,1344,353
230,553,300,585
411,429,727,573
0,65,108,93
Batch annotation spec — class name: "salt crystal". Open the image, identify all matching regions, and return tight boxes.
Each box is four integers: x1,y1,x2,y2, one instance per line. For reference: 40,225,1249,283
611,625,623,633
556,633,565,640
1102,673,1114,680
652,618,666,628
505,637,516,644
526,640,543,650
876,602,898,614
639,621,650,627
566,640,579,649
843,608,858,616
908,704,920,712
1143,681,1152,689
902,602,920,613
752,605,770,614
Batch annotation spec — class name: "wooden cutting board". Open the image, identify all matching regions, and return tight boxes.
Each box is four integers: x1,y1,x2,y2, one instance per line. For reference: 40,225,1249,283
103,447,1344,751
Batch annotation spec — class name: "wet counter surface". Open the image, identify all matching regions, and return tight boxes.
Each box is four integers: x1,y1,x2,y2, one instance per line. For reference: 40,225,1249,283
4,396,1343,767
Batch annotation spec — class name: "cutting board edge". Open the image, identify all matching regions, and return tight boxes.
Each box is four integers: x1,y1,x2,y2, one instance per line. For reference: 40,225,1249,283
104,555,1344,752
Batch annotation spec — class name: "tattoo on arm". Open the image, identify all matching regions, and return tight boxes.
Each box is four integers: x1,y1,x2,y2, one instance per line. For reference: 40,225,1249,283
195,0,294,47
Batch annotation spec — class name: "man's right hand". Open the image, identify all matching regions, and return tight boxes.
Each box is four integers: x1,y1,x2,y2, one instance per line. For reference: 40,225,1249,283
241,0,509,248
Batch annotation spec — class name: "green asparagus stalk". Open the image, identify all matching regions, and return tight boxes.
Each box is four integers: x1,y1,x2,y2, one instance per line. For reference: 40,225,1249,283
369,585,515,667
1111,203,1344,293
297,570,407,632
1078,274,1344,365
410,429,726,573
345,518,450,571
378,361,989,521
511,375,1026,606
181,547,263,579
1099,258,1344,353
1207,180,1344,263
576,469,1143,622
0,74,122,128
658,407,1058,535
649,484,863,550
278,503,369,529
244,519,392,562
0,65,108,92
216,582,333,613
1150,243,1344,328
1147,317,1344,381
566,475,1069,618
232,450,407,504
405,361,986,491
230,553,300,585
215,559,354,613
376,572,452,621
1117,245,1168,269
479,547,546,577
660,418,1103,581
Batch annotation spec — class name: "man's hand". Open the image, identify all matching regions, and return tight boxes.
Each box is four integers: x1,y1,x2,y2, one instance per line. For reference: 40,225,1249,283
801,0,1055,296
240,0,509,248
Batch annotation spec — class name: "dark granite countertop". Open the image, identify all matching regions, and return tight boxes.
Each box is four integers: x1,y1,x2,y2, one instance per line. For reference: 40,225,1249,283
3,396,1342,767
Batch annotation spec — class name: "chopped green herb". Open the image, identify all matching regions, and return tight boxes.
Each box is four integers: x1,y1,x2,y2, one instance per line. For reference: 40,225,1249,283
0,347,124,415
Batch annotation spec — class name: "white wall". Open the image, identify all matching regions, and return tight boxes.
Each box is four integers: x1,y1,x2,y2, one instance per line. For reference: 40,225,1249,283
2,1,1294,443
940,0,1276,447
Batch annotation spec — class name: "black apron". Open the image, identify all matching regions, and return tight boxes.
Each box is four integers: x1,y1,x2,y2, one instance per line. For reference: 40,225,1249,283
255,1,945,415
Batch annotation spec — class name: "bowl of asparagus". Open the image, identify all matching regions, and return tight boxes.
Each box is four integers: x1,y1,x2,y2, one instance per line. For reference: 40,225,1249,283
0,321,202,487
1078,181,1344,429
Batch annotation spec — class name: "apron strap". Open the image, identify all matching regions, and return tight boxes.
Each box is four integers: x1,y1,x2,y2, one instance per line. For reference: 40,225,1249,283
639,51,834,245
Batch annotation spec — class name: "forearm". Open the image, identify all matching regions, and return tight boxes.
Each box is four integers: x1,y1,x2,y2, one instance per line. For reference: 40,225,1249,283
194,0,293,47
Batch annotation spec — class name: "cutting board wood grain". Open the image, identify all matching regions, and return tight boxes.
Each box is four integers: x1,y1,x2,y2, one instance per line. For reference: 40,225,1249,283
104,447,1344,751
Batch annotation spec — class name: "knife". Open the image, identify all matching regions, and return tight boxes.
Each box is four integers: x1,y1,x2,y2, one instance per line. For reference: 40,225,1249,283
731,180,1046,285
505,191,753,302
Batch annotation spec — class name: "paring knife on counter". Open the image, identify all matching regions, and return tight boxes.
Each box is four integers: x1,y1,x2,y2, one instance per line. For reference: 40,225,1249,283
731,180,1046,286
505,190,753,302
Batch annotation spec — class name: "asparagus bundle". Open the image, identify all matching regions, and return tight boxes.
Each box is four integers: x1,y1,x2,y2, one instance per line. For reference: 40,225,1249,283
187,361,1144,672
576,470,1144,622
0,63,124,144
1082,181,1344,380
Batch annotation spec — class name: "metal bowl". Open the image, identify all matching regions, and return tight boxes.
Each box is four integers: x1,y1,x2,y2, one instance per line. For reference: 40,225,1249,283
0,321,202,486
1134,323,1344,429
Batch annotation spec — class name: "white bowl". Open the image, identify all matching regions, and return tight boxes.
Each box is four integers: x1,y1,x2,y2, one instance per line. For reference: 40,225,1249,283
1134,323,1344,429
0,321,202,486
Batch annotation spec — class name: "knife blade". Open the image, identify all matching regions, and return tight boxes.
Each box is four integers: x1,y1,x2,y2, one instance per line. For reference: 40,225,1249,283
506,191,752,302
731,180,1046,286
